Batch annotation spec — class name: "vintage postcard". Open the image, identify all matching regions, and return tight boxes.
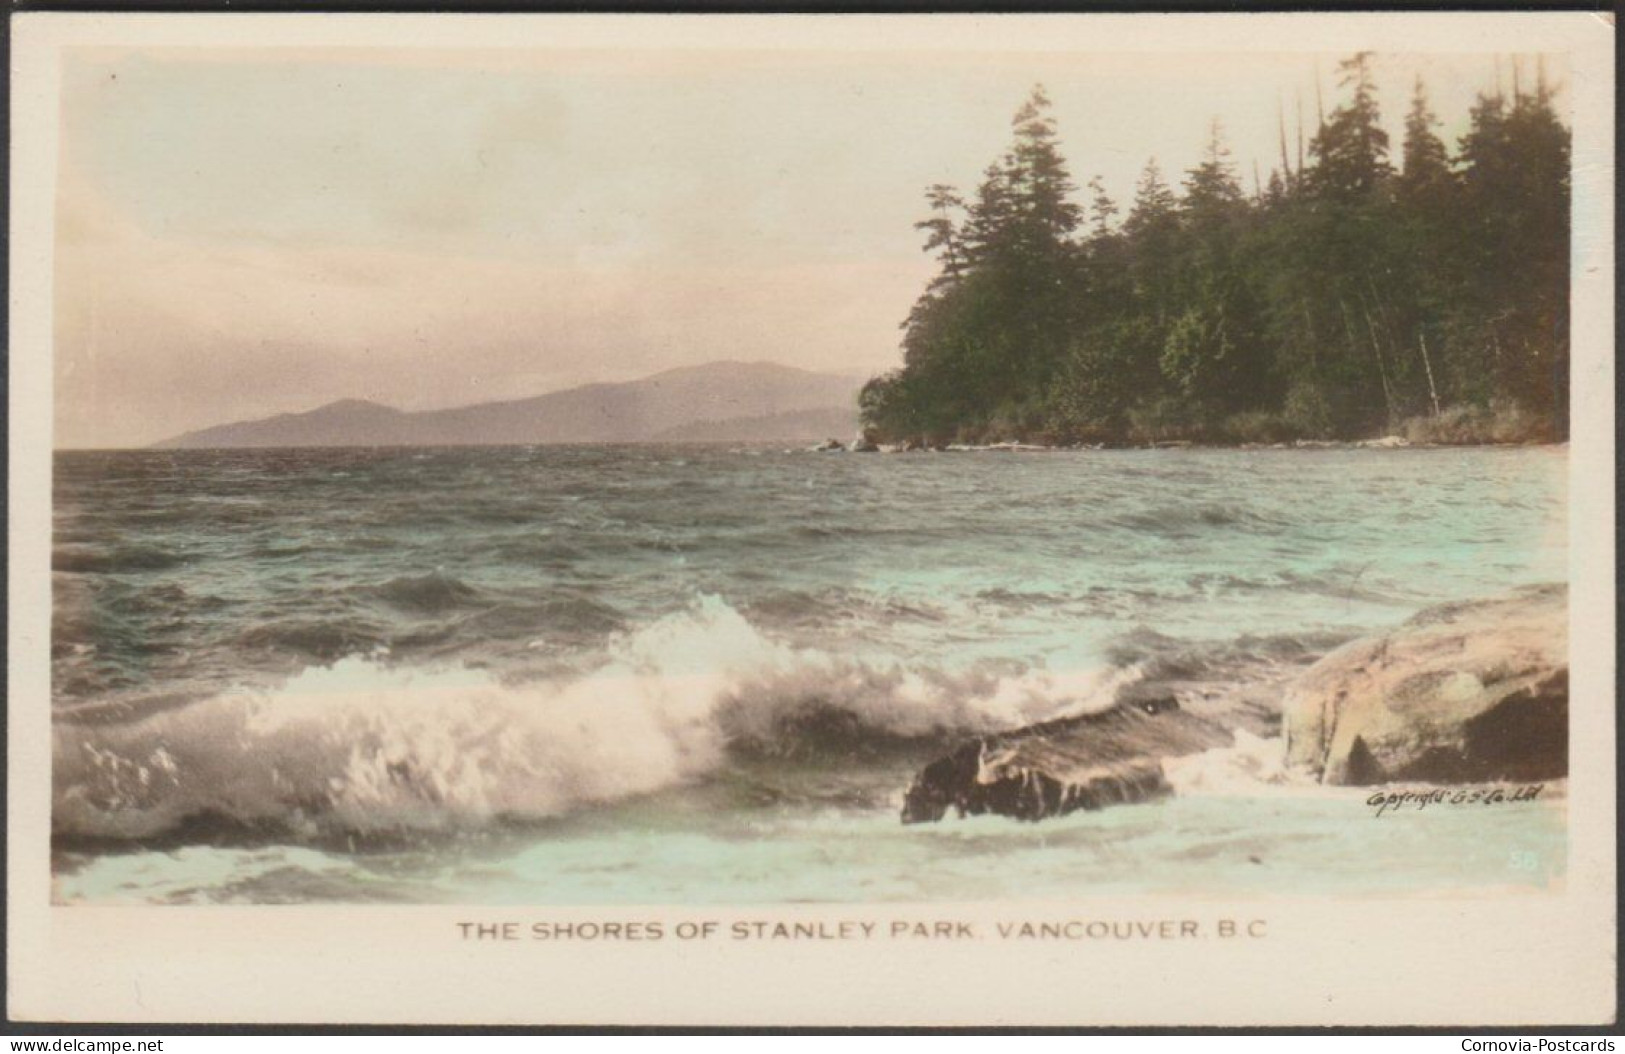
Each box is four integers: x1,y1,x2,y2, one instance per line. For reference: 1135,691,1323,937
8,11,1616,1027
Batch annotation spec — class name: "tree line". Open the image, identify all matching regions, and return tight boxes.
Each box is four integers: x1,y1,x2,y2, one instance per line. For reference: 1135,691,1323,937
860,53,1570,446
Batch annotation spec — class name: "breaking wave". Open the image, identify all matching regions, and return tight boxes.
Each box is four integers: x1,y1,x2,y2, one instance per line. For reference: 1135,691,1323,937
53,596,1134,842
1162,729,1306,796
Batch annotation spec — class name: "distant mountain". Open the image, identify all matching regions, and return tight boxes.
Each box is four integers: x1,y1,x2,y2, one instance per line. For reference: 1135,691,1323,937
153,398,415,449
154,362,864,449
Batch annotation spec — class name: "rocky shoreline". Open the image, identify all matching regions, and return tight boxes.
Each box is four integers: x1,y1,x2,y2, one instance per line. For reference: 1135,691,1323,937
1283,583,1567,785
900,690,1231,824
811,434,1560,454
900,584,1568,824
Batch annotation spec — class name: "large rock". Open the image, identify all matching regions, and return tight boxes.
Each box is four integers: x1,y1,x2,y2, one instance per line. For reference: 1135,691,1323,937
900,693,1232,824
1283,583,1567,785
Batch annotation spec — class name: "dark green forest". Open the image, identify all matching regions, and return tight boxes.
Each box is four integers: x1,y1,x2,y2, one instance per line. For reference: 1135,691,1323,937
860,53,1571,447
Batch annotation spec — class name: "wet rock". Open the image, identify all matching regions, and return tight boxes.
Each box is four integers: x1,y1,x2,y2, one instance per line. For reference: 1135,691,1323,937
1283,583,1567,785
900,694,1231,824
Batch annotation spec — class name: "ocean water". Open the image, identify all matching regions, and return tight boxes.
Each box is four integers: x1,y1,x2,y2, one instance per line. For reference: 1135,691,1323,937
50,445,1569,904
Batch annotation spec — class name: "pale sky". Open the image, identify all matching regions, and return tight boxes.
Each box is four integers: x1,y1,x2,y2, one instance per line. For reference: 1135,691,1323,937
54,46,1555,448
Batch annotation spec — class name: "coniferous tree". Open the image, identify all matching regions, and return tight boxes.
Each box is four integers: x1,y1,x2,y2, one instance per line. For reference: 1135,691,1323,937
1124,159,1182,329
1396,77,1455,415
1308,51,1393,200
914,183,968,292
1087,176,1119,240
1400,77,1452,196
1452,72,1571,429
1163,121,1273,421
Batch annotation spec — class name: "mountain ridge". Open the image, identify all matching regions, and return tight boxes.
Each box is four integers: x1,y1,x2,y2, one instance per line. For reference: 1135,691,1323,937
153,361,863,449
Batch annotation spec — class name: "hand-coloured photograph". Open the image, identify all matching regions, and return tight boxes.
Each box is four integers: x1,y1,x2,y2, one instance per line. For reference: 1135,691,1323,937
10,11,1614,1027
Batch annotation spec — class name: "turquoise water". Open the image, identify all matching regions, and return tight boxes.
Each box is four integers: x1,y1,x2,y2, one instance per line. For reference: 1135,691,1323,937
55,785,1566,905
51,445,1567,903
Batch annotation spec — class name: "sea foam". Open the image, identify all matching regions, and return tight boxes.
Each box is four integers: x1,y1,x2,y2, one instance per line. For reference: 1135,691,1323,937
53,596,1129,840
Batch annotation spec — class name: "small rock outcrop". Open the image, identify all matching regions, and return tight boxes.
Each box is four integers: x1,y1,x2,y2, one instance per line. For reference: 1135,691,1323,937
900,694,1232,824
1283,583,1567,785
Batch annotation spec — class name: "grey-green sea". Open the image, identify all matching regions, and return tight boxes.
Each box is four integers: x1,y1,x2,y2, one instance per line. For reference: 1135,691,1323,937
51,444,1568,904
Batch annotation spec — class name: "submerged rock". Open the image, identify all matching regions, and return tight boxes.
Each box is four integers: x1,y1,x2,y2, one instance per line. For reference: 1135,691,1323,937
1283,583,1567,785
900,693,1232,824
811,438,845,452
